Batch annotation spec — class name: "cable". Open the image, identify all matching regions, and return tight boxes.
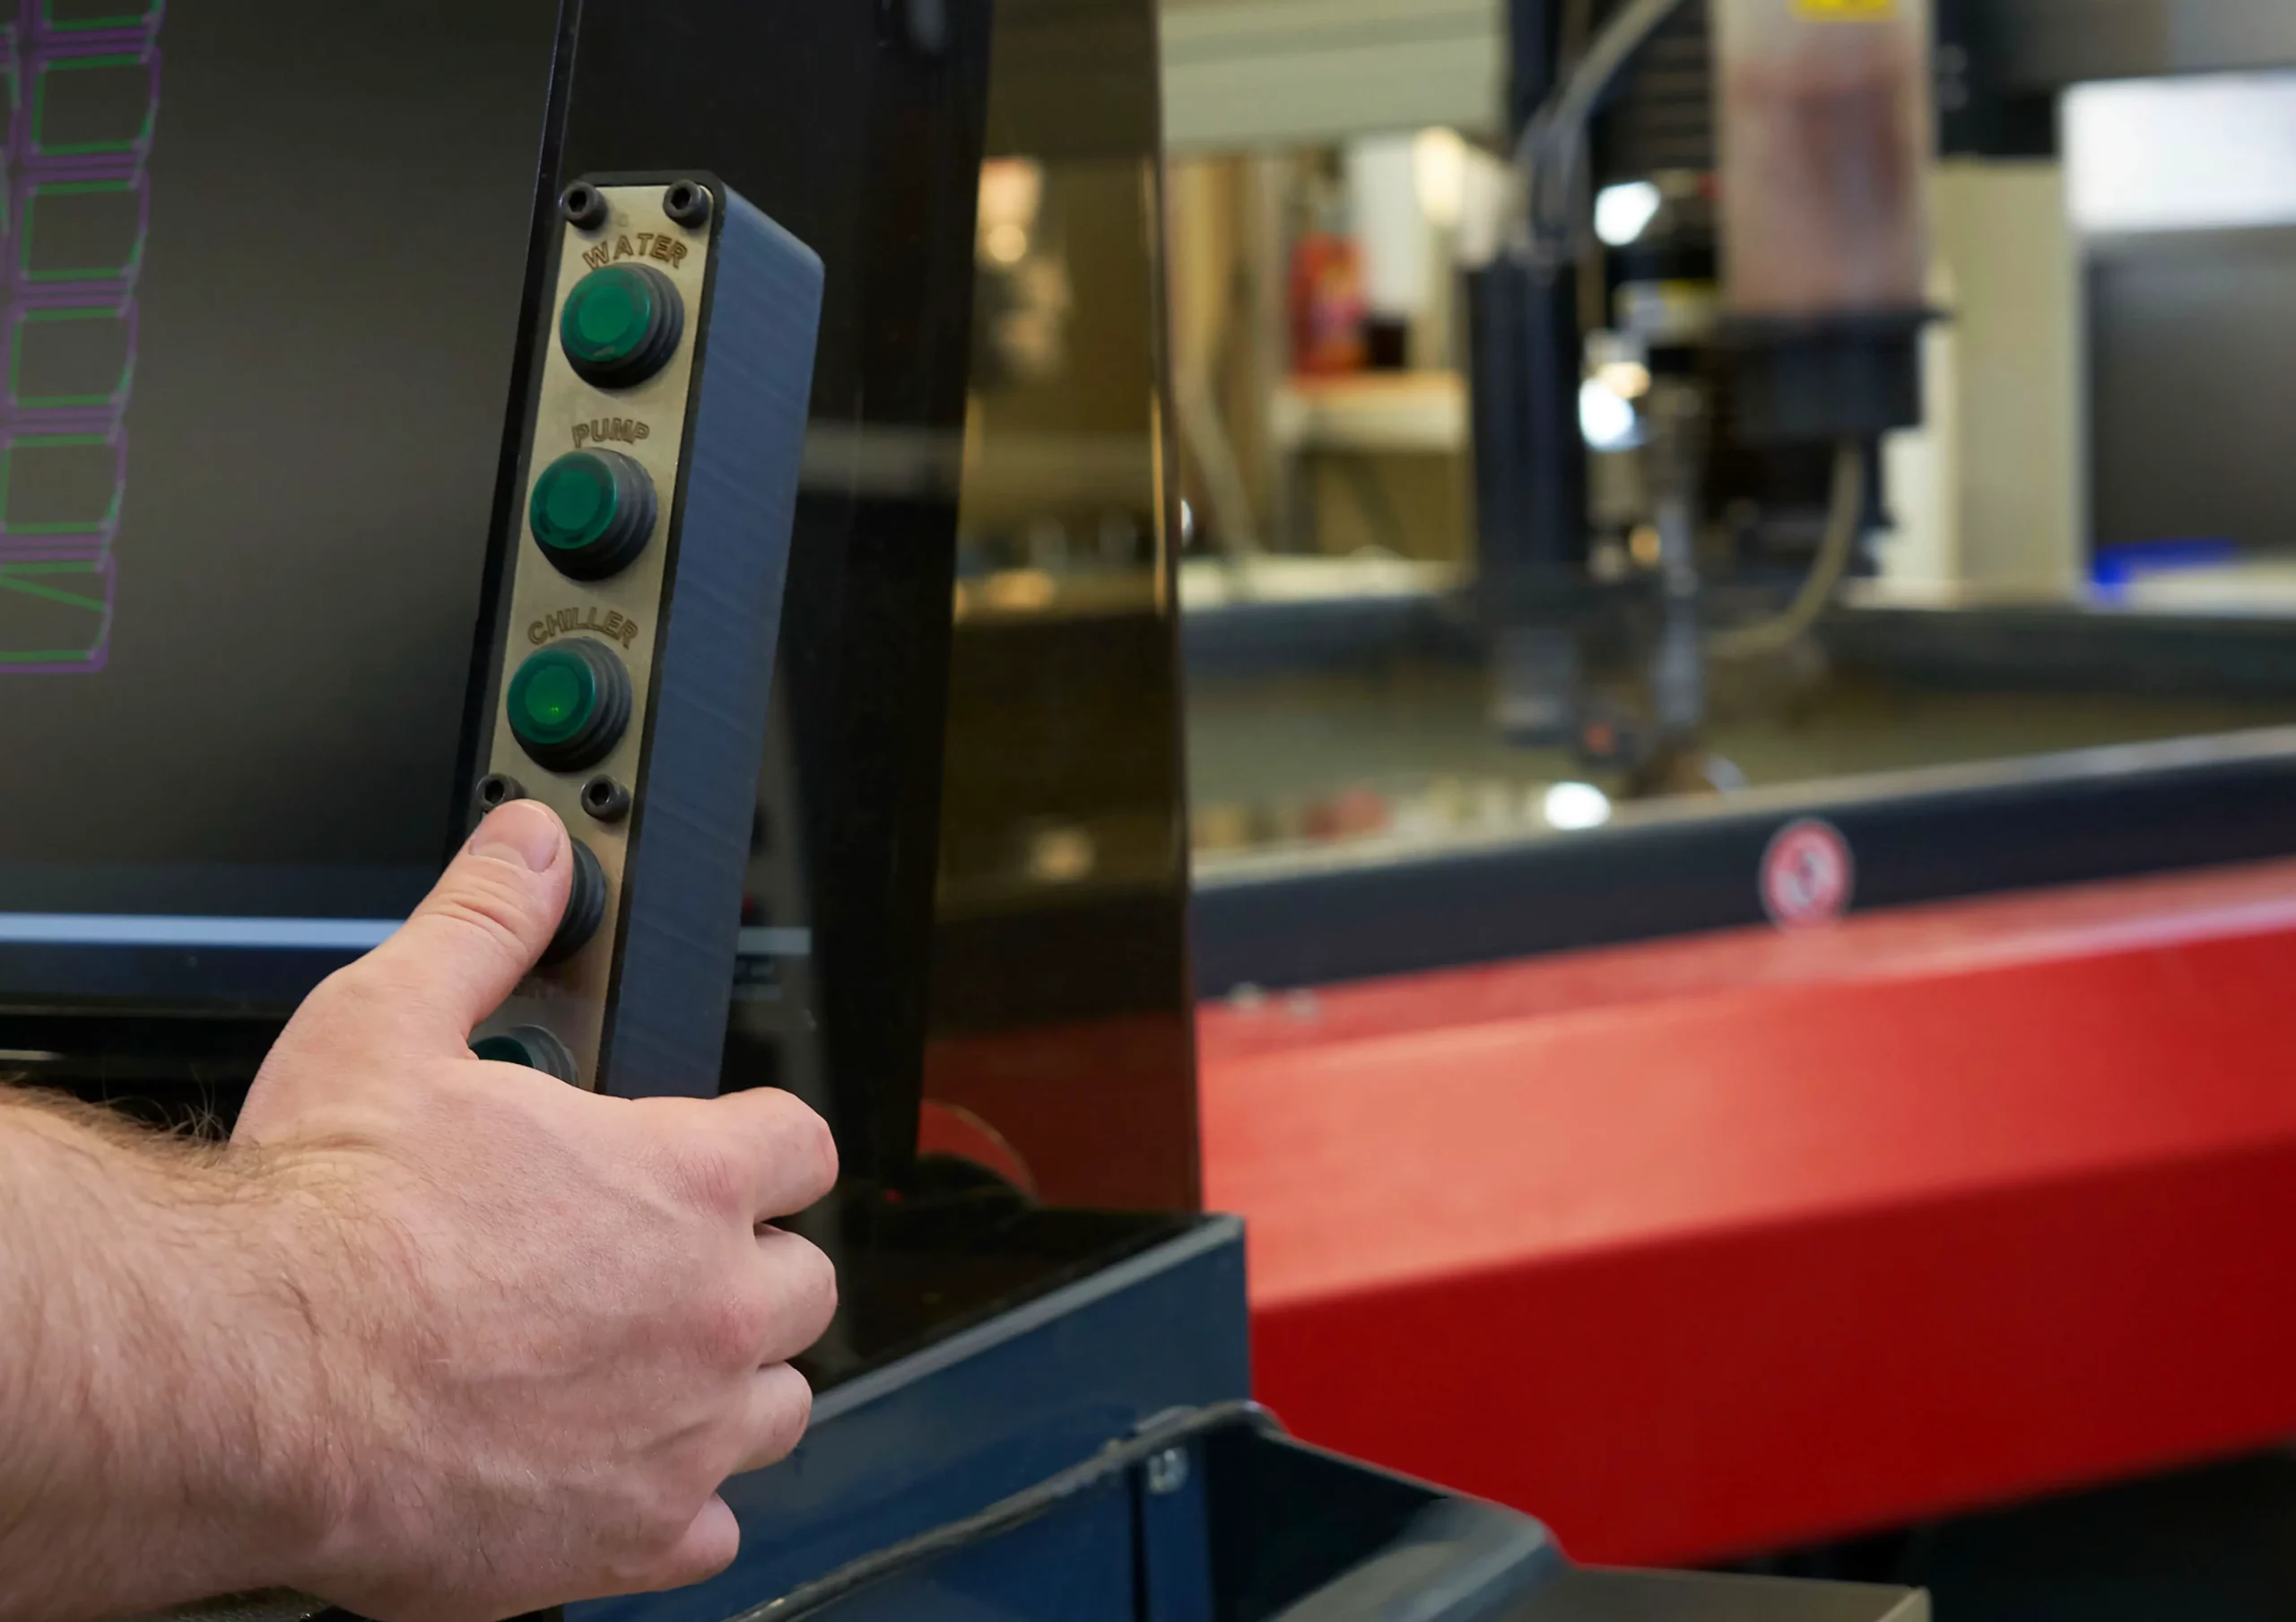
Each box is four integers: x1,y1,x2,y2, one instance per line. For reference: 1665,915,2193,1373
717,1400,1282,1622
1514,0,1693,271
1707,440,1866,662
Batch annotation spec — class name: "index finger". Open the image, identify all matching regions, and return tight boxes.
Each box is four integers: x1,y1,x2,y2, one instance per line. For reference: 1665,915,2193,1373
666,1087,839,1222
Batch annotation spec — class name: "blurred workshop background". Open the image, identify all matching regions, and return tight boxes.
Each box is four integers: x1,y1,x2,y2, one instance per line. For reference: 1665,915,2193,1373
934,1,2296,1617
1160,1,2296,887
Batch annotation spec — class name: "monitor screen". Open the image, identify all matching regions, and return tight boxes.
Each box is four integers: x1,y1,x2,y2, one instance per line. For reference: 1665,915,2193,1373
0,0,567,1005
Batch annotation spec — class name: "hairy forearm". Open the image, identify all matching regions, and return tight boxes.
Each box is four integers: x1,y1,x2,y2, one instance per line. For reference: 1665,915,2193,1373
0,1092,340,1621
0,804,838,1619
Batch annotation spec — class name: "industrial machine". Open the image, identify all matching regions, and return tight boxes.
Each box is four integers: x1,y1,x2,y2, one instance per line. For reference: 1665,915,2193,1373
0,2,1933,1618
1483,0,1934,783
1191,0,2296,998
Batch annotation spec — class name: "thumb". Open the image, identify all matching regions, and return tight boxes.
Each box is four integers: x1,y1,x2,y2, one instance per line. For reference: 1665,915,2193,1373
356,799,572,1043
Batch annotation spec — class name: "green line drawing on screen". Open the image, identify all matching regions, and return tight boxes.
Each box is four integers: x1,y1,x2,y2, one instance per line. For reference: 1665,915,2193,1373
1,434,124,532
4,0,165,674
43,3,162,32
0,562,105,661
21,181,144,282
12,307,130,406
31,53,153,155
0,564,102,609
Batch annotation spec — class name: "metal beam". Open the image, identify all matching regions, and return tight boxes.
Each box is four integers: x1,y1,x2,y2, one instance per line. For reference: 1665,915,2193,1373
1994,0,2296,92
1161,0,1503,152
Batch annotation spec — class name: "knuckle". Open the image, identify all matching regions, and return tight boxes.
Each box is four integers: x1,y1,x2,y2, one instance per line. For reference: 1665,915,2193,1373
755,1367,815,1465
619,1498,738,1594
754,1230,839,1362
753,1090,839,1199
423,879,547,965
779,1368,816,1435
797,1106,840,1195
664,1525,741,1591
670,1136,751,1217
786,1235,839,1329
696,1285,774,1369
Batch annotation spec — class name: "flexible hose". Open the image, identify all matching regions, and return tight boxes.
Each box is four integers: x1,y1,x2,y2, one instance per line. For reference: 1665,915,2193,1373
1514,0,1693,270
719,1401,1282,1622
1708,440,1866,662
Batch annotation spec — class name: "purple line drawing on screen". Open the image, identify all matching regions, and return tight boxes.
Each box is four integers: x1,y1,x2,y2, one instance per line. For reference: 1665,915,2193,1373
0,0,162,675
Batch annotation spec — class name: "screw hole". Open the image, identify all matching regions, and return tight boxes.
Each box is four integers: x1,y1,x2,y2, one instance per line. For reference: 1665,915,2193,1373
664,179,713,230
561,183,607,231
581,774,632,824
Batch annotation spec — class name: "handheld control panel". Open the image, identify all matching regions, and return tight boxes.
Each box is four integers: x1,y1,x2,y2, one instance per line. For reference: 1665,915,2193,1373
469,174,823,1098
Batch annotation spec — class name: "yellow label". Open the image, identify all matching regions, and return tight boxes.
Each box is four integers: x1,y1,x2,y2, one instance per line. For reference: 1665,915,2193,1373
1796,0,1897,17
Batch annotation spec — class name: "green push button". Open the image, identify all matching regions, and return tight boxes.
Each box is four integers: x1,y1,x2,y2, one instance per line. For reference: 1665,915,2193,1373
513,651,593,743
474,1026,579,1085
535,456,614,545
473,1033,527,1064
506,638,631,772
561,263,683,388
530,449,655,580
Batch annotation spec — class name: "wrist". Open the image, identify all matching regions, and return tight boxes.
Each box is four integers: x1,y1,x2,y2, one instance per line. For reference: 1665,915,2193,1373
221,1150,383,1599
0,1104,366,1610
111,1138,362,1603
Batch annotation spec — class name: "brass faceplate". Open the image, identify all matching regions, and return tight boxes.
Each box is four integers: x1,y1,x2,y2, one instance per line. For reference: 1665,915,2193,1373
477,184,714,1089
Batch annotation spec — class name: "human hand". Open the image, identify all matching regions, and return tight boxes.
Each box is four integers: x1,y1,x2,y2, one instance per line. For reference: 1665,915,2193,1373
237,799,837,1619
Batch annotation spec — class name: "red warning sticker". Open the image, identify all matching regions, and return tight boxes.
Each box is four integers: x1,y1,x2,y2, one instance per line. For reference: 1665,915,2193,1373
1761,818,1855,929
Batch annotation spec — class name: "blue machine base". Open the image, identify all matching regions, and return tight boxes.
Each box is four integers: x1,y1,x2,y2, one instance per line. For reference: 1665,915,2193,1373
576,1216,1565,1622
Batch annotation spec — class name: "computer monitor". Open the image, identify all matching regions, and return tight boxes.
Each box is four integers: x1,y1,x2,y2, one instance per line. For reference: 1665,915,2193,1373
0,0,566,1008
0,0,987,1180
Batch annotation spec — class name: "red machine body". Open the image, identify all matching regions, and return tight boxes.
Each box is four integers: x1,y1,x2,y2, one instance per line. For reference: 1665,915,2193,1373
1201,860,2296,1564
